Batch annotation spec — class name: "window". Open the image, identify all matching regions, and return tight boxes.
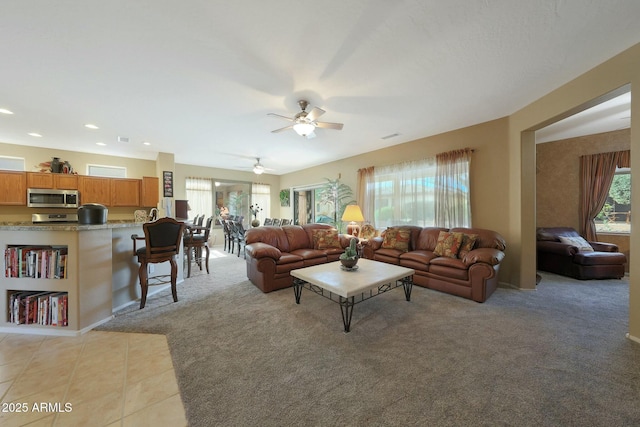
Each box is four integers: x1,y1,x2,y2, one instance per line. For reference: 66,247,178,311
595,169,631,233
0,156,25,171
251,183,271,221
87,164,126,178
368,151,472,228
373,160,436,227
186,177,213,219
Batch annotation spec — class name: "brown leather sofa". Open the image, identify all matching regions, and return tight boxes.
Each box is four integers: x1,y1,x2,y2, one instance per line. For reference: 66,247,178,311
244,224,353,293
362,226,506,302
536,227,626,280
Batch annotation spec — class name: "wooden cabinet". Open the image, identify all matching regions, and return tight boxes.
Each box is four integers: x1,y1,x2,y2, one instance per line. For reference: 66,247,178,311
0,171,27,205
141,176,159,207
78,176,111,205
111,178,141,207
53,174,78,189
27,172,78,190
26,172,53,189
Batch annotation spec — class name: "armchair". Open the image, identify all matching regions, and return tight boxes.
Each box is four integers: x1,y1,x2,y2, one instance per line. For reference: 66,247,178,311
536,227,626,280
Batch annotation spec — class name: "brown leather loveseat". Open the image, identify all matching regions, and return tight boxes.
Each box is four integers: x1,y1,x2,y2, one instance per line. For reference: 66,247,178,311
536,227,626,280
244,224,352,293
362,226,506,302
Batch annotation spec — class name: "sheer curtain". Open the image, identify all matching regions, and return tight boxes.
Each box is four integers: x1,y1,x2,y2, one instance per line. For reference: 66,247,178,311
580,150,630,240
185,177,213,220
373,158,436,228
251,183,271,221
435,148,473,227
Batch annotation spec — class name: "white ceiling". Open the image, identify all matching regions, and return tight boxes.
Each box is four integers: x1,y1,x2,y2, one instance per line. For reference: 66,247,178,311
0,1,638,175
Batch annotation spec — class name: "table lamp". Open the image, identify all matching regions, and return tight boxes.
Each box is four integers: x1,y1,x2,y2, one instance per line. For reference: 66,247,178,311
342,205,365,237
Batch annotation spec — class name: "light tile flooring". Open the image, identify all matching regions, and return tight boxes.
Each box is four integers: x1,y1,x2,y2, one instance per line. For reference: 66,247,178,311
0,331,187,427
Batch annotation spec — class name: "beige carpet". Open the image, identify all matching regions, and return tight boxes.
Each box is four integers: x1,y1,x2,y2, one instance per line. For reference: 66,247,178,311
97,248,640,427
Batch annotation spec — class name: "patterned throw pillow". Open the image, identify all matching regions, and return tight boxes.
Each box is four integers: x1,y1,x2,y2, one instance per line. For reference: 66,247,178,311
458,233,478,259
433,231,464,258
359,224,377,240
312,229,342,249
558,236,594,252
381,228,411,252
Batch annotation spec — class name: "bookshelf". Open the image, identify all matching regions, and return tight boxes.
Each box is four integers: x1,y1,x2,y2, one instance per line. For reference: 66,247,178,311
1,228,113,336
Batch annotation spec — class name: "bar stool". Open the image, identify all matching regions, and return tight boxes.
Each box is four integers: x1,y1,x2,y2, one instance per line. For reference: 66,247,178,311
132,217,185,309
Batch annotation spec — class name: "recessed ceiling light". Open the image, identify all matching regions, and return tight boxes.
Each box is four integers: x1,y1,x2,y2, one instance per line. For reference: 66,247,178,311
28,133,42,137
85,124,99,129
142,141,151,146
96,142,106,146
0,108,14,115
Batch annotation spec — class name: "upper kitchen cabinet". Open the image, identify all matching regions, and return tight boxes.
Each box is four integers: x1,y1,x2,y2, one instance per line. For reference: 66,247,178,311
0,171,27,205
110,178,141,207
141,176,159,207
27,172,78,190
78,176,111,206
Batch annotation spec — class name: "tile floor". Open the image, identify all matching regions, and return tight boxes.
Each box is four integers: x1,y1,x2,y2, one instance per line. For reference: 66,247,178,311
0,331,187,426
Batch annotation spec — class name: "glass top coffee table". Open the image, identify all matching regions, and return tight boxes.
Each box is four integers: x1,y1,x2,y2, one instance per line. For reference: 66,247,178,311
290,258,415,332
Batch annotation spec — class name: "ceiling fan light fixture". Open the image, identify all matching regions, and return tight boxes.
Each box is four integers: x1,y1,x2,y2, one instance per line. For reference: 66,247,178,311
253,165,265,175
293,121,315,137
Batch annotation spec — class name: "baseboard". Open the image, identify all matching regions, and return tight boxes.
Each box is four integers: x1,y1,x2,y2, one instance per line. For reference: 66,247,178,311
626,333,640,345
498,281,535,290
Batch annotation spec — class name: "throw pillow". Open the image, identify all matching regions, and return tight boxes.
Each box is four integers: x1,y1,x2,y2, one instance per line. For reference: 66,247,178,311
458,233,479,259
312,229,342,249
381,228,411,252
558,236,594,252
433,231,464,258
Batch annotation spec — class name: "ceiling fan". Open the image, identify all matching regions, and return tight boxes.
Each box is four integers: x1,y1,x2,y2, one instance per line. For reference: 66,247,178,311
250,158,273,175
268,100,344,138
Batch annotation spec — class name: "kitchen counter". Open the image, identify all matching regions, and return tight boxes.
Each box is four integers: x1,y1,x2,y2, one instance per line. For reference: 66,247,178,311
0,220,143,231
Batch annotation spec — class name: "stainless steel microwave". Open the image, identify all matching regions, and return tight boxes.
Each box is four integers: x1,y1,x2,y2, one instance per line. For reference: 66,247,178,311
27,188,79,208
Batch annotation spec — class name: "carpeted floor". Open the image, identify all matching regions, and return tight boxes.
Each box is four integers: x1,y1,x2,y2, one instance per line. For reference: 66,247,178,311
97,248,640,427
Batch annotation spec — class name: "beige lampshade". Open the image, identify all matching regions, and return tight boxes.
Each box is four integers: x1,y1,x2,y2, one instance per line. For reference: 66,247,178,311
342,205,364,222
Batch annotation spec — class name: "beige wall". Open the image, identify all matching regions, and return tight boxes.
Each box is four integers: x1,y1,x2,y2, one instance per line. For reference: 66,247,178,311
536,129,630,229
280,117,510,235
509,42,640,341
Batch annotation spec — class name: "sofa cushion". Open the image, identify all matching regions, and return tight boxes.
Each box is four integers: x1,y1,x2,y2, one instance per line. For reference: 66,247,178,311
283,225,311,252
558,236,594,252
415,228,447,251
433,231,464,258
381,227,411,252
312,229,342,249
359,224,378,240
573,251,627,266
400,251,436,265
458,233,478,259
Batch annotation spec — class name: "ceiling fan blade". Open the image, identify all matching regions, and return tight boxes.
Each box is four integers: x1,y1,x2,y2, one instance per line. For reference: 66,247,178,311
306,107,325,122
268,113,294,121
271,125,293,133
315,121,344,130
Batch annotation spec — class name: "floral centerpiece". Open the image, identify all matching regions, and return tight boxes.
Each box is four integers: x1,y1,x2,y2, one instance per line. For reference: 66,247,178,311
249,204,262,227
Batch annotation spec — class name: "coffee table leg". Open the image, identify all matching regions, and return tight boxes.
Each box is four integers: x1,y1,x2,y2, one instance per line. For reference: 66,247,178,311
339,296,355,332
402,276,413,301
293,279,304,304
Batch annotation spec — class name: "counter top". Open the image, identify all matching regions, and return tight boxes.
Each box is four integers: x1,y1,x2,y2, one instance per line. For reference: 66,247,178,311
0,220,145,231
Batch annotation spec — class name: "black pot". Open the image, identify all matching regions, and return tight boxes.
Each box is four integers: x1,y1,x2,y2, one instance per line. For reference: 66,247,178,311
78,203,108,224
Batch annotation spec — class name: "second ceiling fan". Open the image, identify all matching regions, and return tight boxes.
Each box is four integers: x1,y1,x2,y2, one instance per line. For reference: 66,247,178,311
268,100,343,138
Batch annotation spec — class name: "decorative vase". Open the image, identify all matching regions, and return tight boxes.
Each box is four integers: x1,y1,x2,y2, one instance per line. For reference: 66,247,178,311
251,219,260,227
51,157,61,173
340,257,358,269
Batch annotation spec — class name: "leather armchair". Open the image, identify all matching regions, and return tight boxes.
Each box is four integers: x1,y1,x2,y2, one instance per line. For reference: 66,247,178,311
536,227,626,279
